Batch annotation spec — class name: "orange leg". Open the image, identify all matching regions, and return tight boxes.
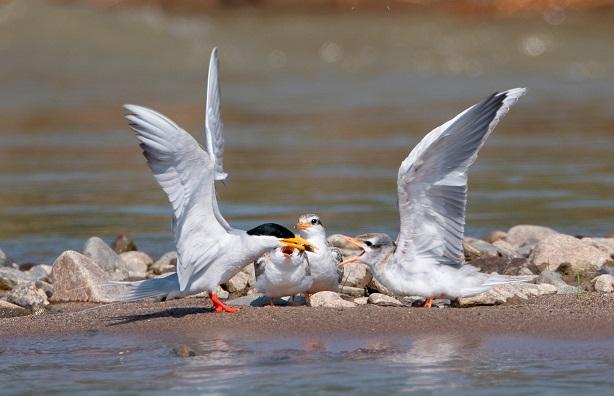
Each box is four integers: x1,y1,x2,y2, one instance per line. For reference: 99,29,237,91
209,292,239,314
420,297,433,308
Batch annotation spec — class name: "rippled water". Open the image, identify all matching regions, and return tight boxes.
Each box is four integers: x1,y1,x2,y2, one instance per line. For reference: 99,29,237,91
1,3,613,264
1,333,613,394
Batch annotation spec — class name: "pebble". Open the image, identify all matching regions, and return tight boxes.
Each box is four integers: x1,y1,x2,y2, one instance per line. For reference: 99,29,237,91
308,291,356,308
83,237,130,280
26,264,52,283
0,300,29,317
0,248,17,269
537,271,579,294
120,251,152,278
464,237,499,259
367,293,404,307
338,285,365,297
111,234,138,254
0,267,32,290
340,262,372,289
353,297,368,305
6,282,49,309
223,270,251,294
593,274,614,293
151,251,177,275
530,234,610,272
456,282,556,307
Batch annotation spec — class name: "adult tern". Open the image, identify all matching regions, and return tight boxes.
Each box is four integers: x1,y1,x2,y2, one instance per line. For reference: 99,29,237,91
340,88,527,307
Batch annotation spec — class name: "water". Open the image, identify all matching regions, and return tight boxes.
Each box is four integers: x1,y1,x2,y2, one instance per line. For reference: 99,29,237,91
1,333,613,395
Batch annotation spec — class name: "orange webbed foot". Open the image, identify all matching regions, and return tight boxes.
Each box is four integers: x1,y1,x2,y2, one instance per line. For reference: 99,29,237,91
210,292,239,314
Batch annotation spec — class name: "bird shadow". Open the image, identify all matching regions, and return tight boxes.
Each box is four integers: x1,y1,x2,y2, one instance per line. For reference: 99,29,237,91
107,306,213,326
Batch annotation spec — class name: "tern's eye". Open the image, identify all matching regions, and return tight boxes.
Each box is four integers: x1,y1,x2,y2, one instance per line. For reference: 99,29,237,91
364,240,373,247
311,218,318,225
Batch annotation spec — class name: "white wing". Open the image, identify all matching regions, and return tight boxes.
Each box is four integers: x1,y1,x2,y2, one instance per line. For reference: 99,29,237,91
205,47,228,182
205,47,232,231
124,104,228,291
395,88,526,269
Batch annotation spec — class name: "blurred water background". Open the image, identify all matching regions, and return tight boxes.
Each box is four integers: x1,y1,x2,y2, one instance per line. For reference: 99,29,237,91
0,1,613,265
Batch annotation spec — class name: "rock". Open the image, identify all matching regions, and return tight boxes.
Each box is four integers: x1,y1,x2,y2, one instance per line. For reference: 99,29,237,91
308,291,356,308
151,251,177,275
0,267,31,290
354,297,368,305
366,277,393,295
83,237,130,280
464,237,499,260
120,251,152,278
467,256,534,276
340,262,372,288
241,264,257,287
173,345,196,358
491,240,522,258
223,270,250,294
51,251,121,303
6,282,49,309
215,285,229,299
506,225,559,248
537,271,579,294
35,280,54,298
0,300,29,317
456,282,556,307
592,274,614,293
338,285,365,297
582,238,614,259
367,293,404,307
26,264,52,283
530,234,610,272
226,293,306,307
0,248,17,269
486,230,507,244
111,234,138,254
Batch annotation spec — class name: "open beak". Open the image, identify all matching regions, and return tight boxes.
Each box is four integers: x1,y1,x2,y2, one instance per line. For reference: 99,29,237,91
337,236,367,267
295,223,310,231
281,237,316,252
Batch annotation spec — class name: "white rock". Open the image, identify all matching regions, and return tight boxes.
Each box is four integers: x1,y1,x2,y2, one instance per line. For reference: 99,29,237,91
593,274,614,293
0,267,31,290
354,297,368,305
338,285,365,297
492,240,521,258
464,237,499,258
582,238,614,258
308,291,356,308
457,281,555,307
151,251,177,275
530,234,610,272
26,264,52,283
537,271,578,294
367,277,393,295
120,251,152,278
506,225,558,247
241,264,257,287
7,282,49,309
340,262,372,288
0,300,29,316
223,270,250,293
83,237,129,280
367,293,404,307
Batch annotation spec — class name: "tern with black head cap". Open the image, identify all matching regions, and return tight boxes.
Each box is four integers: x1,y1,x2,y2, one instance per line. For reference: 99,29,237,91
339,89,530,307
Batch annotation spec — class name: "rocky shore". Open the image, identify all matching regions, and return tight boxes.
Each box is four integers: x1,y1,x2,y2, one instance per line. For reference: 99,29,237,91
1,224,614,322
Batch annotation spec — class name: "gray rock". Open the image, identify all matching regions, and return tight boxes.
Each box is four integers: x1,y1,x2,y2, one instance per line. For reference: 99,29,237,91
120,251,152,278
464,237,499,259
223,270,250,294
530,234,610,272
308,291,356,308
506,225,559,248
35,280,54,298
0,267,31,290
111,234,138,254
0,300,29,317
26,264,52,283
353,297,368,305
241,264,257,288
51,250,121,303
227,293,306,307
151,251,177,275
83,237,130,280
467,256,534,276
0,248,18,269
338,285,365,297
340,262,372,288
537,271,579,294
492,240,522,258
7,282,49,309
593,274,614,293
486,230,508,244
367,276,393,295
456,282,556,307
368,293,404,307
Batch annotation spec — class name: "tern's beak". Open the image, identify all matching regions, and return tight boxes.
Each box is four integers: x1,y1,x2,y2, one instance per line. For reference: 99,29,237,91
337,236,367,267
295,223,310,231
281,237,316,252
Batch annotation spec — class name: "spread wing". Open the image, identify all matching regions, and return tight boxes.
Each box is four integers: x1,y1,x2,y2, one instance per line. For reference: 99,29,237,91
205,47,228,182
395,88,526,270
124,104,228,291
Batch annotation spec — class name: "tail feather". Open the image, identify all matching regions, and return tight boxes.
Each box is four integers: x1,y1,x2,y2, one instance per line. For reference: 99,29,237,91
460,273,535,297
106,272,180,302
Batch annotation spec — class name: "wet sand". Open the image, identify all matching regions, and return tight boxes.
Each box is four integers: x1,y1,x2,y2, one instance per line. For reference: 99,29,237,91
1,293,613,340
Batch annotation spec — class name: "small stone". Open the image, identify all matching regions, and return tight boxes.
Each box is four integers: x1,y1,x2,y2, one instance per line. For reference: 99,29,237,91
0,300,29,317
216,285,229,299
151,251,177,275
464,237,499,260
241,264,257,287
35,280,54,298
486,230,508,244
506,225,559,248
593,274,614,293
338,285,365,297
366,277,393,295
367,293,404,307
537,271,579,294
0,248,17,269
0,267,31,290
582,238,614,258
120,251,152,278
173,345,196,358
354,297,368,305
83,237,130,280
26,264,52,283
340,262,372,288
467,256,533,276
530,234,610,272
6,282,49,309
51,251,122,303
492,240,522,258
111,234,138,254
223,270,250,294
308,291,356,308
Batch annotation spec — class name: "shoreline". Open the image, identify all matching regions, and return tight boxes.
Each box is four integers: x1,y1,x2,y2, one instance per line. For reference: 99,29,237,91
2,293,613,340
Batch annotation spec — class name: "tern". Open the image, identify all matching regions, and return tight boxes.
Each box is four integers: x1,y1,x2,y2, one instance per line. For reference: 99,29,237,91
340,88,527,307
113,48,312,313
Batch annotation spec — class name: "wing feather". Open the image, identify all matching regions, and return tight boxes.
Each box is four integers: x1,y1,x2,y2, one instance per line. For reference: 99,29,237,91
395,88,526,269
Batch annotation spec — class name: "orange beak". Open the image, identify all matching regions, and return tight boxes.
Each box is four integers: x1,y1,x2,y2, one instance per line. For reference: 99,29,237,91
295,223,310,231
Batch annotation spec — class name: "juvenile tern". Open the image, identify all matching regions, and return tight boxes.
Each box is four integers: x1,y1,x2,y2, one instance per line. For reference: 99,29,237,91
340,88,528,307
255,246,313,306
296,214,343,295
